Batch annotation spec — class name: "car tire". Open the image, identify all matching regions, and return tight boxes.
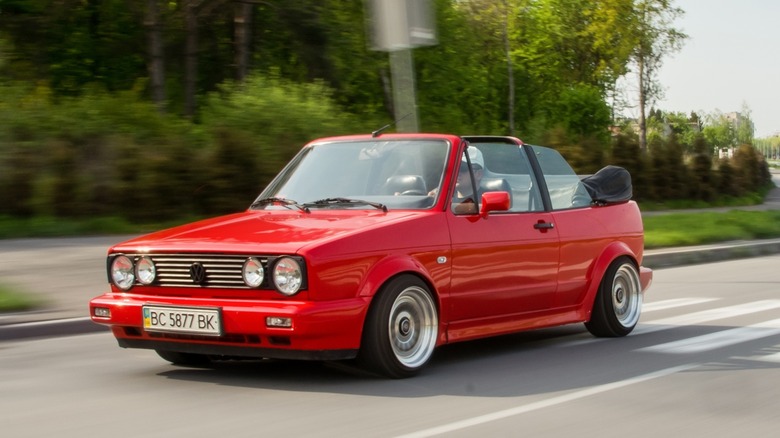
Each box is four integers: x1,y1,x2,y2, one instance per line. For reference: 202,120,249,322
358,275,438,378
585,256,642,337
155,350,211,366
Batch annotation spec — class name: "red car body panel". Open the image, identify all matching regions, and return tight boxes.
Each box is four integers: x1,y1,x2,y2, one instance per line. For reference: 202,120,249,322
89,133,651,363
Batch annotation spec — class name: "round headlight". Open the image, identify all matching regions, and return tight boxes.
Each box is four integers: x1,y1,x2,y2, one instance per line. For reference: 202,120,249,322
273,257,303,296
135,256,156,285
242,257,265,288
111,255,135,290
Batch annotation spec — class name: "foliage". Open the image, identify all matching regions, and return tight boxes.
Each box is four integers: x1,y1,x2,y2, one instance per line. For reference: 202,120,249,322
0,0,769,225
689,134,716,201
626,0,687,151
0,73,374,220
0,282,40,312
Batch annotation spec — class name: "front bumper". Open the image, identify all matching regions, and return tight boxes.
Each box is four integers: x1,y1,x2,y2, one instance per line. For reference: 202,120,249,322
89,292,369,360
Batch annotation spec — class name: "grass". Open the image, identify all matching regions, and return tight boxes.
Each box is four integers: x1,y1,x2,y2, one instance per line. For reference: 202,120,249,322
0,215,205,240
0,283,40,313
643,210,780,249
637,188,770,211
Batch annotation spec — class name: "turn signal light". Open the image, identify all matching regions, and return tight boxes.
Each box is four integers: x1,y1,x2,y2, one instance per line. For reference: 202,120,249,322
93,307,111,318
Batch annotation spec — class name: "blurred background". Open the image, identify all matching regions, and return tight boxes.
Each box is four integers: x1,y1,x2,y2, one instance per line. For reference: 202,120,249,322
0,0,774,233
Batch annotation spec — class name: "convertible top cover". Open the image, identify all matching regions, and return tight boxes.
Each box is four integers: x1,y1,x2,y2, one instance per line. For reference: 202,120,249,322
581,165,632,204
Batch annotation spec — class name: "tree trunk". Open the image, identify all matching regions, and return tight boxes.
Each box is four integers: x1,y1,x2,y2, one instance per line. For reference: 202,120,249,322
638,54,647,152
234,2,252,81
184,0,198,118
145,0,166,112
503,1,514,136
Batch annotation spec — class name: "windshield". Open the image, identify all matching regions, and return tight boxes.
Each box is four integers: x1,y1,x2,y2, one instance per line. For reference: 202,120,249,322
253,139,450,210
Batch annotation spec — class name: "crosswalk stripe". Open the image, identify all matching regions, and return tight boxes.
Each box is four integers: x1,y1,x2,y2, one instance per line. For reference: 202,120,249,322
634,299,780,336
556,299,780,349
734,346,780,363
643,298,718,313
638,318,780,354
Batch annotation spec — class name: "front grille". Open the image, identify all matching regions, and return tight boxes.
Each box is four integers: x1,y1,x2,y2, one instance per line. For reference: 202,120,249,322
129,254,269,289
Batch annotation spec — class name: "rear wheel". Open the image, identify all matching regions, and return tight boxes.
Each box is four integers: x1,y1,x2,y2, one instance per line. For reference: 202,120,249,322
585,257,642,337
155,350,211,366
358,275,438,378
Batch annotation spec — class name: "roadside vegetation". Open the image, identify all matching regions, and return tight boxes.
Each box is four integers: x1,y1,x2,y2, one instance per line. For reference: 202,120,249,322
0,1,775,228
0,283,39,313
643,210,780,249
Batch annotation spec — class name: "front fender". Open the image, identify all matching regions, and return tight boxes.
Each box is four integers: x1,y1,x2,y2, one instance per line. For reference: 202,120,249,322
355,253,449,344
357,254,438,299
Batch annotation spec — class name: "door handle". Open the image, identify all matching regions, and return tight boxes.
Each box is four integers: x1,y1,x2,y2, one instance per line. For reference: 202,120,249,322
534,221,555,230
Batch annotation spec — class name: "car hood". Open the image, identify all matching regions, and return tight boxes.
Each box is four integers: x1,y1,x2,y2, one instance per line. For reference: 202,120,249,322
110,210,432,255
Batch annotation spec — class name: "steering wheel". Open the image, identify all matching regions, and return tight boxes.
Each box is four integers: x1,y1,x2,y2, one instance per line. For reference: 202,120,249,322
399,190,426,196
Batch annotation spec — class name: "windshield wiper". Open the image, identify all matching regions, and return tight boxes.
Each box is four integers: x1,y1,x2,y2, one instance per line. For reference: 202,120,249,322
304,197,388,212
250,197,310,213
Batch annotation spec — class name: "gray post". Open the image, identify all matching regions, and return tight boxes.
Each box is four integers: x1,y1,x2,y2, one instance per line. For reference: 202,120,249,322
389,48,419,132
367,0,436,133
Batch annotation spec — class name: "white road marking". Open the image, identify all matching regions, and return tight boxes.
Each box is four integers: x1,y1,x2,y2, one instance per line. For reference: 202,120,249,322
642,298,718,313
734,347,780,363
557,299,780,348
399,299,780,436
639,318,780,354
395,364,700,438
634,299,780,336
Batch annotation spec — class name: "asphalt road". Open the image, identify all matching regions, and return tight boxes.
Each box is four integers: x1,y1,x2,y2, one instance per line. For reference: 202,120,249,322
2,256,780,437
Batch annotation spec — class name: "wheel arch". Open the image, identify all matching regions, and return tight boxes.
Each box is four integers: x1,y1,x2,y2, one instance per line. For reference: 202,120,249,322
355,255,445,343
581,242,640,321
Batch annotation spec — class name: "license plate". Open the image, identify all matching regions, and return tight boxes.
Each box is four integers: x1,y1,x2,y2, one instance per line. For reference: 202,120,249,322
142,305,222,336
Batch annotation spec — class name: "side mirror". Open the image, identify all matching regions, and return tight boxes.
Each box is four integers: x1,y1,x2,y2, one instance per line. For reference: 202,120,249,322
480,191,510,218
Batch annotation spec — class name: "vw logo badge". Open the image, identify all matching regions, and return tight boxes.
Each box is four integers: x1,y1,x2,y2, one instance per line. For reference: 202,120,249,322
189,262,207,285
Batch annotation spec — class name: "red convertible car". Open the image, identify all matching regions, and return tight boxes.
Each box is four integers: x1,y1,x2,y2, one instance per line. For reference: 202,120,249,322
89,133,652,378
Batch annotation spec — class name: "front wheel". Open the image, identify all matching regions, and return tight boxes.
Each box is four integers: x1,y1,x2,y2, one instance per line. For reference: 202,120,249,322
358,275,439,378
585,257,642,337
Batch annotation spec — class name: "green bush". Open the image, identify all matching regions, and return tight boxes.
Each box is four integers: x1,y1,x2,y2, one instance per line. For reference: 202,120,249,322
0,76,774,226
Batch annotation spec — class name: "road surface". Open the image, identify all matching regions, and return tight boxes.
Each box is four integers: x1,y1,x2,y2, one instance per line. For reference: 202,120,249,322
2,256,780,437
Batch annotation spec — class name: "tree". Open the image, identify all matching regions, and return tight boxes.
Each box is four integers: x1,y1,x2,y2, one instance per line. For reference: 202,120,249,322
735,103,755,145
690,134,716,201
457,0,520,134
702,110,737,153
233,2,253,81
145,0,166,111
628,0,686,152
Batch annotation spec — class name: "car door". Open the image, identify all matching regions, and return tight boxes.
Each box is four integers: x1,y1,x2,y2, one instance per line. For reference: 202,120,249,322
531,145,613,309
445,140,560,332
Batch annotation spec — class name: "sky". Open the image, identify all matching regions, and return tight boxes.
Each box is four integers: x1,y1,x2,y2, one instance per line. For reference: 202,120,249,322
653,0,780,137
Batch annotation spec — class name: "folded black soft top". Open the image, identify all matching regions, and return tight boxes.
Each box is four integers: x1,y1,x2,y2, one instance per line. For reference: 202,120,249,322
581,165,632,204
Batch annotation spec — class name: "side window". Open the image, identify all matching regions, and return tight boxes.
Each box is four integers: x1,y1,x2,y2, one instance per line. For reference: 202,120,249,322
452,142,544,214
532,146,590,210
450,147,482,214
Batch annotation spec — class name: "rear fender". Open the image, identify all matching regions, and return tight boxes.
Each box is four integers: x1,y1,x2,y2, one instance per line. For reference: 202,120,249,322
580,241,639,320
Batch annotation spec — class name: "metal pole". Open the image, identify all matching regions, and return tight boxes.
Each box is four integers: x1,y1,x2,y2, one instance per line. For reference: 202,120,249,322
389,48,419,133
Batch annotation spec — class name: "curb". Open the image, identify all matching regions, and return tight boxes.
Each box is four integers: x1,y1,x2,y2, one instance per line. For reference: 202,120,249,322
0,317,107,342
643,238,780,269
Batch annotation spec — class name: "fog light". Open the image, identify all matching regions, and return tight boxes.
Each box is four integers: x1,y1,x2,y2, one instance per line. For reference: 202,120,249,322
266,316,292,328
94,307,111,318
